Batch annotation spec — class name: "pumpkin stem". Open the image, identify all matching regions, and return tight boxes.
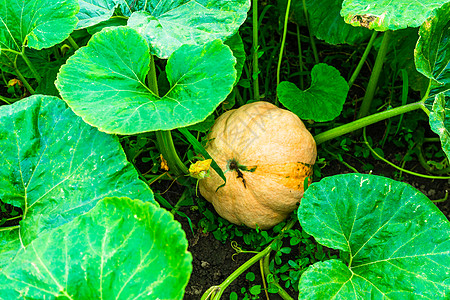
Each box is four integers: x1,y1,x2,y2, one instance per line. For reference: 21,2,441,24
227,159,257,173
227,159,258,188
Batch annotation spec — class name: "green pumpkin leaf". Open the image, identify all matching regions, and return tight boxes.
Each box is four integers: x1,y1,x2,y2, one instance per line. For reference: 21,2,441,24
341,0,449,31
278,0,372,45
56,26,236,134
0,0,79,53
429,93,450,160
415,2,450,95
0,95,155,247
225,33,246,85
298,260,354,297
277,63,349,122
0,229,20,269
185,113,215,132
298,173,450,299
127,0,249,59
76,0,121,29
0,197,192,299
86,17,129,34
77,0,250,59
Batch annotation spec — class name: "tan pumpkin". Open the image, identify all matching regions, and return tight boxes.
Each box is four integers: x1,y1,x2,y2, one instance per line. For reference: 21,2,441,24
199,101,317,229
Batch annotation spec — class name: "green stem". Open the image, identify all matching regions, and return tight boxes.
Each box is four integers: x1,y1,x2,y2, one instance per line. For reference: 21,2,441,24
423,137,440,143
314,101,424,145
202,219,297,300
363,128,450,180
67,35,79,51
323,147,360,173
147,55,159,94
259,259,270,300
156,131,188,176
252,0,260,101
20,50,41,83
271,281,294,300
262,253,294,300
0,225,20,232
171,188,189,214
147,55,188,176
296,24,304,90
357,31,391,119
417,144,450,175
276,0,292,88
13,61,34,94
348,31,377,88
302,0,319,64
432,191,448,203
6,215,22,221
0,94,20,104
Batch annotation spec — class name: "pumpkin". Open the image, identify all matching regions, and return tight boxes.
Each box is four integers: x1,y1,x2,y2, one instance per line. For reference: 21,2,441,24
199,101,317,229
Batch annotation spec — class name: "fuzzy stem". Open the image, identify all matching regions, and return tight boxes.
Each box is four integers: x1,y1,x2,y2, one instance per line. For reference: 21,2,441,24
0,95,20,104
271,281,294,300
147,55,188,176
252,0,260,101
13,62,34,94
20,50,41,82
348,31,377,88
363,128,450,180
67,35,79,51
314,101,425,145
259,258,270,300
0,225,20,232
416,144,450,175
357,31,391,119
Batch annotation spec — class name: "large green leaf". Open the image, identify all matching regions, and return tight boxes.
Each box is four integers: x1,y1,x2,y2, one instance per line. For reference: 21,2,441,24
77,0,250,59
0,0,79,53
1,197,192,299
55,26,236,134
277,64,349,122
430,93,450,160
77,0,122,29
341,0,449,31
0,95,155,247
415,2,450,95
278,0,372,45
225,33,246,85
128,0,250,58
298,173,450,299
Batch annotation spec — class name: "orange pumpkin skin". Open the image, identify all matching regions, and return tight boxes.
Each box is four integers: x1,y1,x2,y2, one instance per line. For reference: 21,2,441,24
199,101,317,229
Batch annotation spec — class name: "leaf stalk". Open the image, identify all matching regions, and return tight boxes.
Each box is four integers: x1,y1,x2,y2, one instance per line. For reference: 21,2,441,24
348,31,377,88
146,55,188,176
20,50,41,83
314,101,425,145
276,0,292,89
356,30,391,119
